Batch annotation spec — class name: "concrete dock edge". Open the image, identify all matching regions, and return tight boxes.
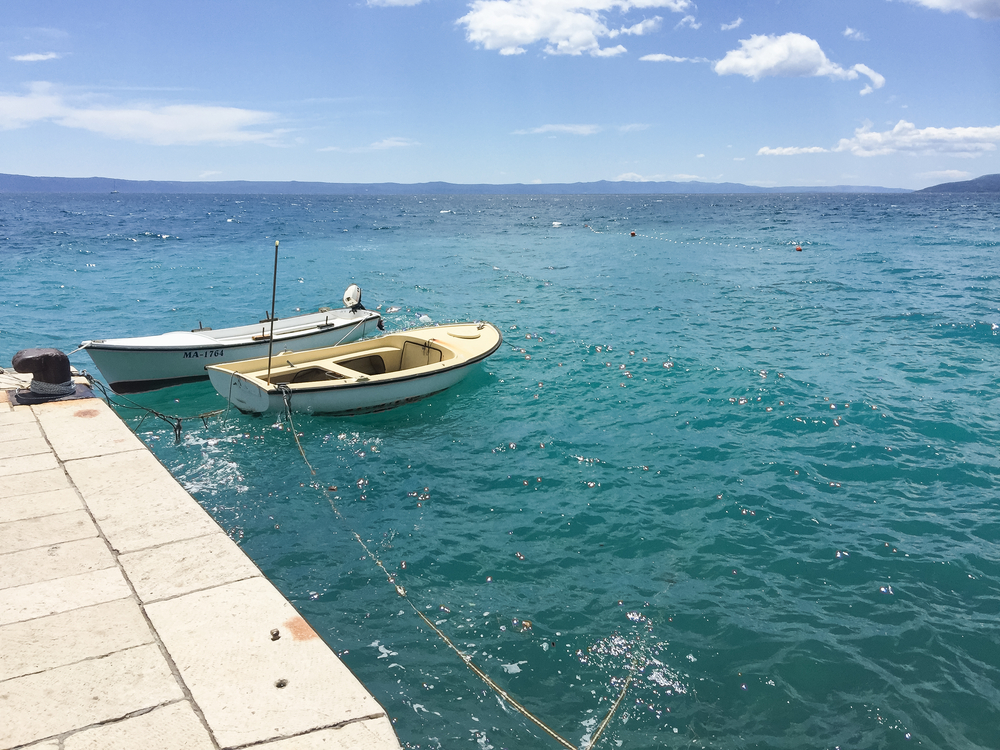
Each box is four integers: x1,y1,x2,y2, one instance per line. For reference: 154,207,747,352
1,377,401,750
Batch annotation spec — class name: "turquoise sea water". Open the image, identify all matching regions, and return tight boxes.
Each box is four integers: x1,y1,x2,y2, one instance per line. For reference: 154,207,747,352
3,193,1000,749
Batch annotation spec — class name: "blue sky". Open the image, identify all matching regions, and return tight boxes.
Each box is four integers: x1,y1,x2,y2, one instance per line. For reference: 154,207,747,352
1,0,998,189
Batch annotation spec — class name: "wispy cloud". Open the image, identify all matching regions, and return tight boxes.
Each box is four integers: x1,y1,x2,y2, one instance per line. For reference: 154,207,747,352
757,120,1000,159
675,14,701,29
758,146,829,156
318,136,419,152
843,26,868,41
640,53,709,63
0,82,282,144
10,52,61,62
715,33,885,95
901,0,1000,20
721,17,743,31
457,0,694,57
513,124,601,135
618,123,651,132
835,120,1000,157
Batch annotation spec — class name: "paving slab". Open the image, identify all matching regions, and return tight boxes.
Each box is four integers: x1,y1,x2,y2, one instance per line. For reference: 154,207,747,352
32,398,146,461
65,449,219,553
0,393,400,750
0,597,154,682
258,718,402,750
63,700,216,750
0,405,36,426
0,508,97,555
145,575,386,749
0,434,49,458
0,449,59,478
0,565,132,626
120,531,262,603
0,417,42,443
0,486,84,524
0,642,184,749
0,536,115,590
0,465,72,497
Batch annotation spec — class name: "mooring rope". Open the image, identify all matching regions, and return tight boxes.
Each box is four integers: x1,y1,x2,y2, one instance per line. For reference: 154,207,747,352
273,395,631,750
86,375,223,443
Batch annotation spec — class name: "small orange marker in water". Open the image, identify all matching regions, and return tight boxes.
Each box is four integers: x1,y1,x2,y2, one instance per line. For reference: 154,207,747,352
795,245,803,251
630,231,636,236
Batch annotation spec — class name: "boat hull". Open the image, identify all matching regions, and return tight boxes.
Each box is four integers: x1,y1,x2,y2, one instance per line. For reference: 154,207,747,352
206,322,502,415
211,359,476,415
82,310,381,393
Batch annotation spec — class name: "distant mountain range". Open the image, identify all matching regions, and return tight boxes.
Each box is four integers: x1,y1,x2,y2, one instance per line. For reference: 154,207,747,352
0,172,912,195
916,173,1000,193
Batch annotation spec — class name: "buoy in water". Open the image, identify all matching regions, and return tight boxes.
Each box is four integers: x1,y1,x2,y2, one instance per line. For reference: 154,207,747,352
795,246,802,252
630,231,636,237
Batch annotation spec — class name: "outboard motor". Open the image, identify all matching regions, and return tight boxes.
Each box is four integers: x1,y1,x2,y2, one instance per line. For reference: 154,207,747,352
10,348,87,404
344,284,365,312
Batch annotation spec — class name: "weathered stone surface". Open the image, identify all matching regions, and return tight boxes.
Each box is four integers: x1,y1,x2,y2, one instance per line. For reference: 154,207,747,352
0,434,47,457
0,486,84,524
33,398,145,461
120,532,261,603
0,597,153,682
65,449,218,553
0,449,59,478
1,536,114,591
0,509,97,555
0,466,72,497
0,404,36,425
0,416,42,442
0,565,132,626
63,700,216,750
0,643,183,749
145,576,387,749
257,718,401,749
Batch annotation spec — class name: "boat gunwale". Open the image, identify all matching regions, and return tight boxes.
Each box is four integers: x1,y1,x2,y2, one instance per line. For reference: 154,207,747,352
207,323,503,395
81,310,381,352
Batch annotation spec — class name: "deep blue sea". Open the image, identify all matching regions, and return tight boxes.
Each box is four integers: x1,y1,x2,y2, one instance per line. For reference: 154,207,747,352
3,192,1000,749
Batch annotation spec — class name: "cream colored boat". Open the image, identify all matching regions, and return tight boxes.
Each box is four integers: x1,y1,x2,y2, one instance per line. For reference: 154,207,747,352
206,322,502,415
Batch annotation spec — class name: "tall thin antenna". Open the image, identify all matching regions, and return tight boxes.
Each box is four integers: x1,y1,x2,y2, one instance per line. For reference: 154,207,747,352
265,240,279,384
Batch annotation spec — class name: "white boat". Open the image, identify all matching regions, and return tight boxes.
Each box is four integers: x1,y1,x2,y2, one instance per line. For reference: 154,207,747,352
81,289,382,393
206,322,502,415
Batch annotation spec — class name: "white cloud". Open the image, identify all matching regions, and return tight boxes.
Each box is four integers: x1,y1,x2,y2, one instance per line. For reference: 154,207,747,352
714,33,885,95
835,119,1000,157
758,146,829,155
457,0,694,57
640,53,709,62
10,52,61,62
318,137,419,153
513,123,601,135
675,14,701,29
0,82,281,144
618,123,651,132
843,26,868,41
901,0,1000,19
611,17,662,36
721,17,743,31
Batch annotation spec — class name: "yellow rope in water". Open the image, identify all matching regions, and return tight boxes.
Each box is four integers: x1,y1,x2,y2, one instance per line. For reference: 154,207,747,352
279,397,630,749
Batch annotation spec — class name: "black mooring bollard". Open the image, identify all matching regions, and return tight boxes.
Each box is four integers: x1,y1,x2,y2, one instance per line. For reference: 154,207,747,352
10,348,85,404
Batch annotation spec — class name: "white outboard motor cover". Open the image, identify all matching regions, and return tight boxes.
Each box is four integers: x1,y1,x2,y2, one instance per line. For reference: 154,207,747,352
343,284,362,308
